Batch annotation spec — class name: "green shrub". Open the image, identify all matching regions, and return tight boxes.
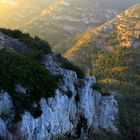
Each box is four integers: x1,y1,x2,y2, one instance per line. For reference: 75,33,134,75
56,54,85,79
92,83,111,96
100,89,112,96
92,83,102,91
0,28,85,79
0,28,86,122
0,49,60,122
62,62,85,79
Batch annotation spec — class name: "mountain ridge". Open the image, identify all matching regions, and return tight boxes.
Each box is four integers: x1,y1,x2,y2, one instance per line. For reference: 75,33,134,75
64,3,140,58
62,3,140,99
19,0,64,28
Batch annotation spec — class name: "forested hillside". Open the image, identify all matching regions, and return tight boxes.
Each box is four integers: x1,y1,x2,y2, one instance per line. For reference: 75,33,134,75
65,3,140,94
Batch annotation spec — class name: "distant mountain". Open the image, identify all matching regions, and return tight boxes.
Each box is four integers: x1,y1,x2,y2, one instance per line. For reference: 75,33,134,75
64,3,140,94
19,0,139,53
0,0,139,53
64,3,140,58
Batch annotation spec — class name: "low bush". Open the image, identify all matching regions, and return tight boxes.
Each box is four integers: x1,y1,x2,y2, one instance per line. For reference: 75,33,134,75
62,61,85,79
92,83,111,96
56,54,85,79
92,83,102,91
0,49,60,122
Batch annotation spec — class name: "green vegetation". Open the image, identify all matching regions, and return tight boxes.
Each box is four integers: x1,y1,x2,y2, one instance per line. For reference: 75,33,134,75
92,83,102,91
83,45,140,140
92,83,111,96
75,44,139,93
0,29,63,122
71,21,140,140
61,59,85,79
73,26,140,139
54,54,85,79
0,49,60,122
91,47,140,91
70,3,140,91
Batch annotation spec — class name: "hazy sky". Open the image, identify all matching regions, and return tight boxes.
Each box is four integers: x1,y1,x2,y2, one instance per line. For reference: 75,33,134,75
0,0,17,5
0,0,139,29
0,0,62,28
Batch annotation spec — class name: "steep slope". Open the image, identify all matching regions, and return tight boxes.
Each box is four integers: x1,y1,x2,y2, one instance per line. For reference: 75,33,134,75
20,0,140,53
64,3,140,58
19,0,64,28
0,29,118,140
64,3,140,93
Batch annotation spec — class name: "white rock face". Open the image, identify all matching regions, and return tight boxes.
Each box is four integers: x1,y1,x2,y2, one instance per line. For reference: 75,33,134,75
0,91,13,115
0,54,118,140
77,75,118,133
0,118,12,140
0,91,13,140
98,95,118,132
17,90,77,140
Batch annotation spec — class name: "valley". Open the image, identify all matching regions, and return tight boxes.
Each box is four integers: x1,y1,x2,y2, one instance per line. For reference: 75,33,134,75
64,3,140,95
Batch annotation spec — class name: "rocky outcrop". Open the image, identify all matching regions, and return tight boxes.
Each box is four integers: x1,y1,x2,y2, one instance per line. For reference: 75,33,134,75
0,54,118,140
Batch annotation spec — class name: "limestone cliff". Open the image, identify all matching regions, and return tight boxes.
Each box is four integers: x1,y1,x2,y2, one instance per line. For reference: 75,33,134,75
0,54,118,140
0,30,118,140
